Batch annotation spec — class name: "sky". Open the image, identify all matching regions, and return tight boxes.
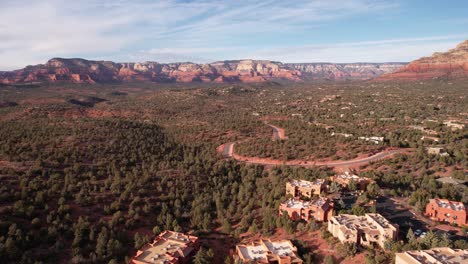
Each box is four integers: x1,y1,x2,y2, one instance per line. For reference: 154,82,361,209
0,0,467,70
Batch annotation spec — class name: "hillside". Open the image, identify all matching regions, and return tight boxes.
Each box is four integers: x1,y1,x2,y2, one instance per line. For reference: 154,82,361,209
379,40,468,80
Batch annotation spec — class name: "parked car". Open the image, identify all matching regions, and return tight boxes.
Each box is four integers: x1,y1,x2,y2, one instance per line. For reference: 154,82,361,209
414,229,422,236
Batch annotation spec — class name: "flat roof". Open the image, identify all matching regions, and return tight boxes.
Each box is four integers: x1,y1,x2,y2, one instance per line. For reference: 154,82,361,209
133,231,196,264
281,197,330,210
430,198,466,212
396,247,468,264
331,213,396,233
237,239,300,262
289,179,326,188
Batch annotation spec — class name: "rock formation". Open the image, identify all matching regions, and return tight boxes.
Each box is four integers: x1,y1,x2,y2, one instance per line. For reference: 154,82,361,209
378,40,468,81
0,58,407,84
286,63,406,80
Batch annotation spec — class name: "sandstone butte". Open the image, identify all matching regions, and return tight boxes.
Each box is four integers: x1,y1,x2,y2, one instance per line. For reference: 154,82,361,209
0,57,410,85
378,40,468,81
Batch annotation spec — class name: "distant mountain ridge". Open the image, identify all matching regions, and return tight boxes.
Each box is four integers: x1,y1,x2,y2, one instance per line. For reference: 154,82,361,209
379,40,468,80
0,58,407,84
286,62,406,80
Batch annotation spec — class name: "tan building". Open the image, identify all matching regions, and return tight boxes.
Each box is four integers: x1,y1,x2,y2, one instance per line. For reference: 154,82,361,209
421,136,440,142
395,247,468,264
327,213,398,248
425,198,467,226
286,179,328,198
279,197,334,222
443,121,465,131
131,231,199,264
236,239,303,264
329,172,372,191
427,147,450,157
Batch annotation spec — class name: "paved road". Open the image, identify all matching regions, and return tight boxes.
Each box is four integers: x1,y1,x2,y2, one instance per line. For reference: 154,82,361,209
263,122,286,140
220,121,409,167
221,142,408,167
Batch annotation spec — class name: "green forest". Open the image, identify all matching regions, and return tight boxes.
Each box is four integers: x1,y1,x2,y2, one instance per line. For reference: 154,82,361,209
0,80,466,263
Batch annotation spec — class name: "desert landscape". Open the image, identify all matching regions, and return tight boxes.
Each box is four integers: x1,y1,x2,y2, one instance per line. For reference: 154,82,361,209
0,1,467,264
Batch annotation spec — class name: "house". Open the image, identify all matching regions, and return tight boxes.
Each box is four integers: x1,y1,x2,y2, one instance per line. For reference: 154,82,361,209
329,172,372,191
279,197,334,222
420,136,440,142
358,136,384,144
131,231,199,264
286,179,328,198
443,121,465,131
425,198,467,226
436,177,466,185
427,147,449,157
235,239,303,263
331,132,353,138
395,247,468,264
327,213,398,248
409,125,438,135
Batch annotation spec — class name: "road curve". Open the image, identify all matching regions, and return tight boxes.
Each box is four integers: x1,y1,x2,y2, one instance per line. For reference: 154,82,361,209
263,122,287,140
220,142,409,168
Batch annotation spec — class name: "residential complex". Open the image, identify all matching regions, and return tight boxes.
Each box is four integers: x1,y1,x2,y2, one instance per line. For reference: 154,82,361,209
425,198,467,226
329,172,372,191
395,247,468,264
328,213,398,248
235,239,303,263
279,197,334,222
286,179,328,198
131,231,199,264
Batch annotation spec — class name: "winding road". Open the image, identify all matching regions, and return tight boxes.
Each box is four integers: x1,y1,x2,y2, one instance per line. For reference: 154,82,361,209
219,122,411,168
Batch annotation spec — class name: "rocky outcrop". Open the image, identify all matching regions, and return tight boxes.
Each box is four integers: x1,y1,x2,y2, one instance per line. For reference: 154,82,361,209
286,63,406,80
0,58,405,84
378,40,468,81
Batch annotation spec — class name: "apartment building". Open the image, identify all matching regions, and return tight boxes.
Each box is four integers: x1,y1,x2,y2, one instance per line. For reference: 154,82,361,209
286,179,328,198
131,231,199,264
395,247,468,264
425,198,467,226
329,172,372,191
236,239,303,264
279,197,334,222
327,213,398,248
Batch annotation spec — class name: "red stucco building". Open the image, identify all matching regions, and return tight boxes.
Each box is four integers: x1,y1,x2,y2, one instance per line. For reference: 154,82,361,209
279,197,334,222
425,198,467,227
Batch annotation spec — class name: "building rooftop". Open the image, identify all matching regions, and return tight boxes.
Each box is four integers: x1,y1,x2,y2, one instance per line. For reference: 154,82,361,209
281,197,330,210
396,247,468,264
332,172,370,183
332,213,396,233
436,177,466,185
288,179,326,188
237,239,302,263
132,231,198,264
431,198,466,212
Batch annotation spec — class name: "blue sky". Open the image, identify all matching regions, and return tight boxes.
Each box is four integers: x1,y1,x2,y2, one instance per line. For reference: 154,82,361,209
0,0,467,70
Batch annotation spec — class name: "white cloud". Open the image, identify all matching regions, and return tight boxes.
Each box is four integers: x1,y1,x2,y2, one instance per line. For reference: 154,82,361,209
0,0,465,69
245,35,467,62
0,0,400,69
